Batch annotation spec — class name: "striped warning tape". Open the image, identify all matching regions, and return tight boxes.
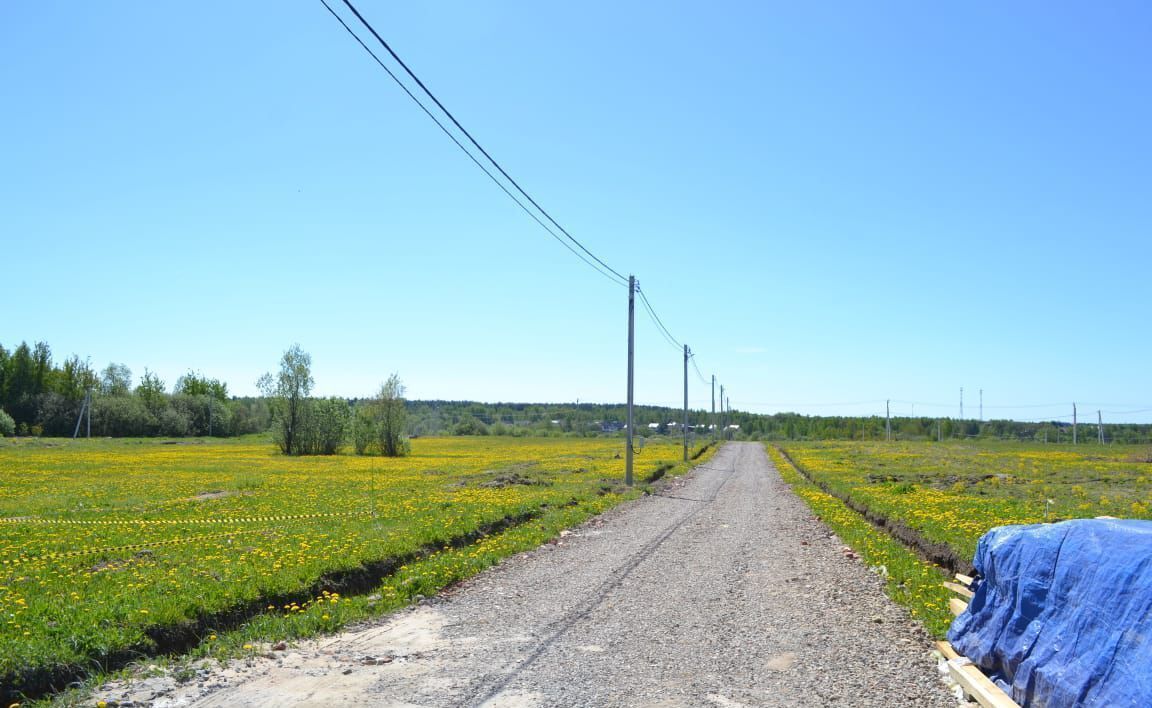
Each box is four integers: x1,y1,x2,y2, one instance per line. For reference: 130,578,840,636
0,510,372,527
0,528,272,565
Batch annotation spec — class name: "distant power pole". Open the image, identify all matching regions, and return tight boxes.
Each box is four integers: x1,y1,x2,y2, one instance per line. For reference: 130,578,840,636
625,275,636,486
711,375,716,441
1072,402,1078,445
979,389,983,422
886,400,892,441
683,344,689,462
1098,410,1104,445
720,384,725,439
960,387,964,421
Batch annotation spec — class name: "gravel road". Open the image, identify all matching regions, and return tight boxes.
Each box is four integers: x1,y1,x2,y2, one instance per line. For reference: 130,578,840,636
96,442,954,707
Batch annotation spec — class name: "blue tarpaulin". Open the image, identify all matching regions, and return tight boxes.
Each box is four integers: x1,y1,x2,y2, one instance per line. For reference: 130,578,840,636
948,518,1152,707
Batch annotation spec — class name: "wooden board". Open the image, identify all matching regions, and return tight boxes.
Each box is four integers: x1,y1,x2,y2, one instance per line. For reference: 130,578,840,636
947,657,1021,708
944,581,975,599
949,597,969,616
935,640,960,661
955,573,974,586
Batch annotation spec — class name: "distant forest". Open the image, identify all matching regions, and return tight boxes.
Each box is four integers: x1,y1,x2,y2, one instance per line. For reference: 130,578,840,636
3,340,1151,444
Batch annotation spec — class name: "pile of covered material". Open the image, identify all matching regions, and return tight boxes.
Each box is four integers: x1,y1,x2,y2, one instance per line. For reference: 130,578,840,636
948,518,1152,707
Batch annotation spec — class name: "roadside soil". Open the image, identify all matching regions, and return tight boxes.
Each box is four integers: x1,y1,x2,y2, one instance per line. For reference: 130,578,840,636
92,442,954,707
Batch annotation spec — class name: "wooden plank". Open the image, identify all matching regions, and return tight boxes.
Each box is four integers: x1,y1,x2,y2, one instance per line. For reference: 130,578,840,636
944,581,975,599
955,573,974,586
935,640,960,661
949,597,968,616
947,657,1020,708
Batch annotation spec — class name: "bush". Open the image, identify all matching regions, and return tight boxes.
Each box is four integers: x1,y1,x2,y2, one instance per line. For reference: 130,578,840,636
93,395,154,437
0,409,14,437
453,415,489,436
293,398,349,455
158,408,192,437
351,407,377,455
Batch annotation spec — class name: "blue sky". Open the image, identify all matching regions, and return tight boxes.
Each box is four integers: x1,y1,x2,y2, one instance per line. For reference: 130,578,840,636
3,2,1150,422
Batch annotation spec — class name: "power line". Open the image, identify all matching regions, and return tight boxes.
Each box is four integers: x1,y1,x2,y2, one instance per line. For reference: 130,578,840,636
690,354,709,386
329,0,628,286
635,284,682,351
318,0,623,288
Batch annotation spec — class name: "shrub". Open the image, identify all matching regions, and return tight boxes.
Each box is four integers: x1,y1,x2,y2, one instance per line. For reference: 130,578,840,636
0,409,14,437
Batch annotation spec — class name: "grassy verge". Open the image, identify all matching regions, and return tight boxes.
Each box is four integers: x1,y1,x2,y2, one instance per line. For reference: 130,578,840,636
767,445,954,636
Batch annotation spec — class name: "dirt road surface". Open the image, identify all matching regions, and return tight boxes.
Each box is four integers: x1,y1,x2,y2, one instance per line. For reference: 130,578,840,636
95,442,954,707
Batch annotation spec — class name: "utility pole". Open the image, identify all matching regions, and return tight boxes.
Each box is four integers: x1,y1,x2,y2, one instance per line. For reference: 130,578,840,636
1098,410,1104,445
625,275,635,486
73,388,92,440
726,396,731,440
960,387,964,421
720,384,725,440
711,375,716,441
979,389,983,422
683,344,689,462
1072,402,1077,445
886,399,891,441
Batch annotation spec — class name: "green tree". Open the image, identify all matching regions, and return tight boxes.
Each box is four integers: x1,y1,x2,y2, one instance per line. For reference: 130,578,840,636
295,397,349,455
134,369,168,418
377,374,409,457
101,362,132,396
174,370,228,401
258,344,313,456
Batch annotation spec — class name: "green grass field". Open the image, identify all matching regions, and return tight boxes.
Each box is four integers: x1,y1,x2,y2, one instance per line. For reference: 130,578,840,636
772,440,1152,635
0,435,712,702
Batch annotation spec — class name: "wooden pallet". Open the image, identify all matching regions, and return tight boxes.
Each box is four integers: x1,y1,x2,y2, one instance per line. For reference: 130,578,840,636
940,574,1021,708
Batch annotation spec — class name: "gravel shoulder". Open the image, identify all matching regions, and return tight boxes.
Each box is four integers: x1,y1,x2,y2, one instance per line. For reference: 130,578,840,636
95,442,954,707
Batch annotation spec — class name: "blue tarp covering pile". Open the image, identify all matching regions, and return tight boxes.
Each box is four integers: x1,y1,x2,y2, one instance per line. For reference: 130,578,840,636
948,518,1152,707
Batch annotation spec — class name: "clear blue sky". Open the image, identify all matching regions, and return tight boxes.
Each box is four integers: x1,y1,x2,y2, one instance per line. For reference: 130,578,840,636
3,2,1150,423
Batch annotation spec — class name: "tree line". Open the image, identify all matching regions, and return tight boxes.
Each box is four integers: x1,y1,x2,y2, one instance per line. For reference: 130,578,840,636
5,339,1151,446
0,340,268,438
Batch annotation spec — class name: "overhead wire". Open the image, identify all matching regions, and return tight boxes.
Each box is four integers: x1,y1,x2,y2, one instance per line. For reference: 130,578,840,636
635,284,683,351
318,0,625,288
330,0,628,286
323,0,727,398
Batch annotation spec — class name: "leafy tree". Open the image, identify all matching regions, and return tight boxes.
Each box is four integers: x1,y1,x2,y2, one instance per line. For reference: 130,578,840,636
351,406,377,455
174,370,228,401
377,374,410,457
257,344,313,455
134,369,168,416
295,397,349,455
0,408,14,437
101,363,133,396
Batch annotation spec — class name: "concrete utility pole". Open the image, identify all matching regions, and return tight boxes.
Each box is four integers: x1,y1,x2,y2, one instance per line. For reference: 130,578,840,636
73,388,92,440
1072,402,1078,445
1098,410,1104,445
979,389,983,422
886,400,891,441
960,387,964,421
711,375,716,441
720,384,725,439
683,344,689,462
626,275,635,486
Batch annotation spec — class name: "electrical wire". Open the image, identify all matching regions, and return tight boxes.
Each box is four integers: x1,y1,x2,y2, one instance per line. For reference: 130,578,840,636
318,0,625,288
690,355,709,386
635,284,683,351
330,0,628,286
